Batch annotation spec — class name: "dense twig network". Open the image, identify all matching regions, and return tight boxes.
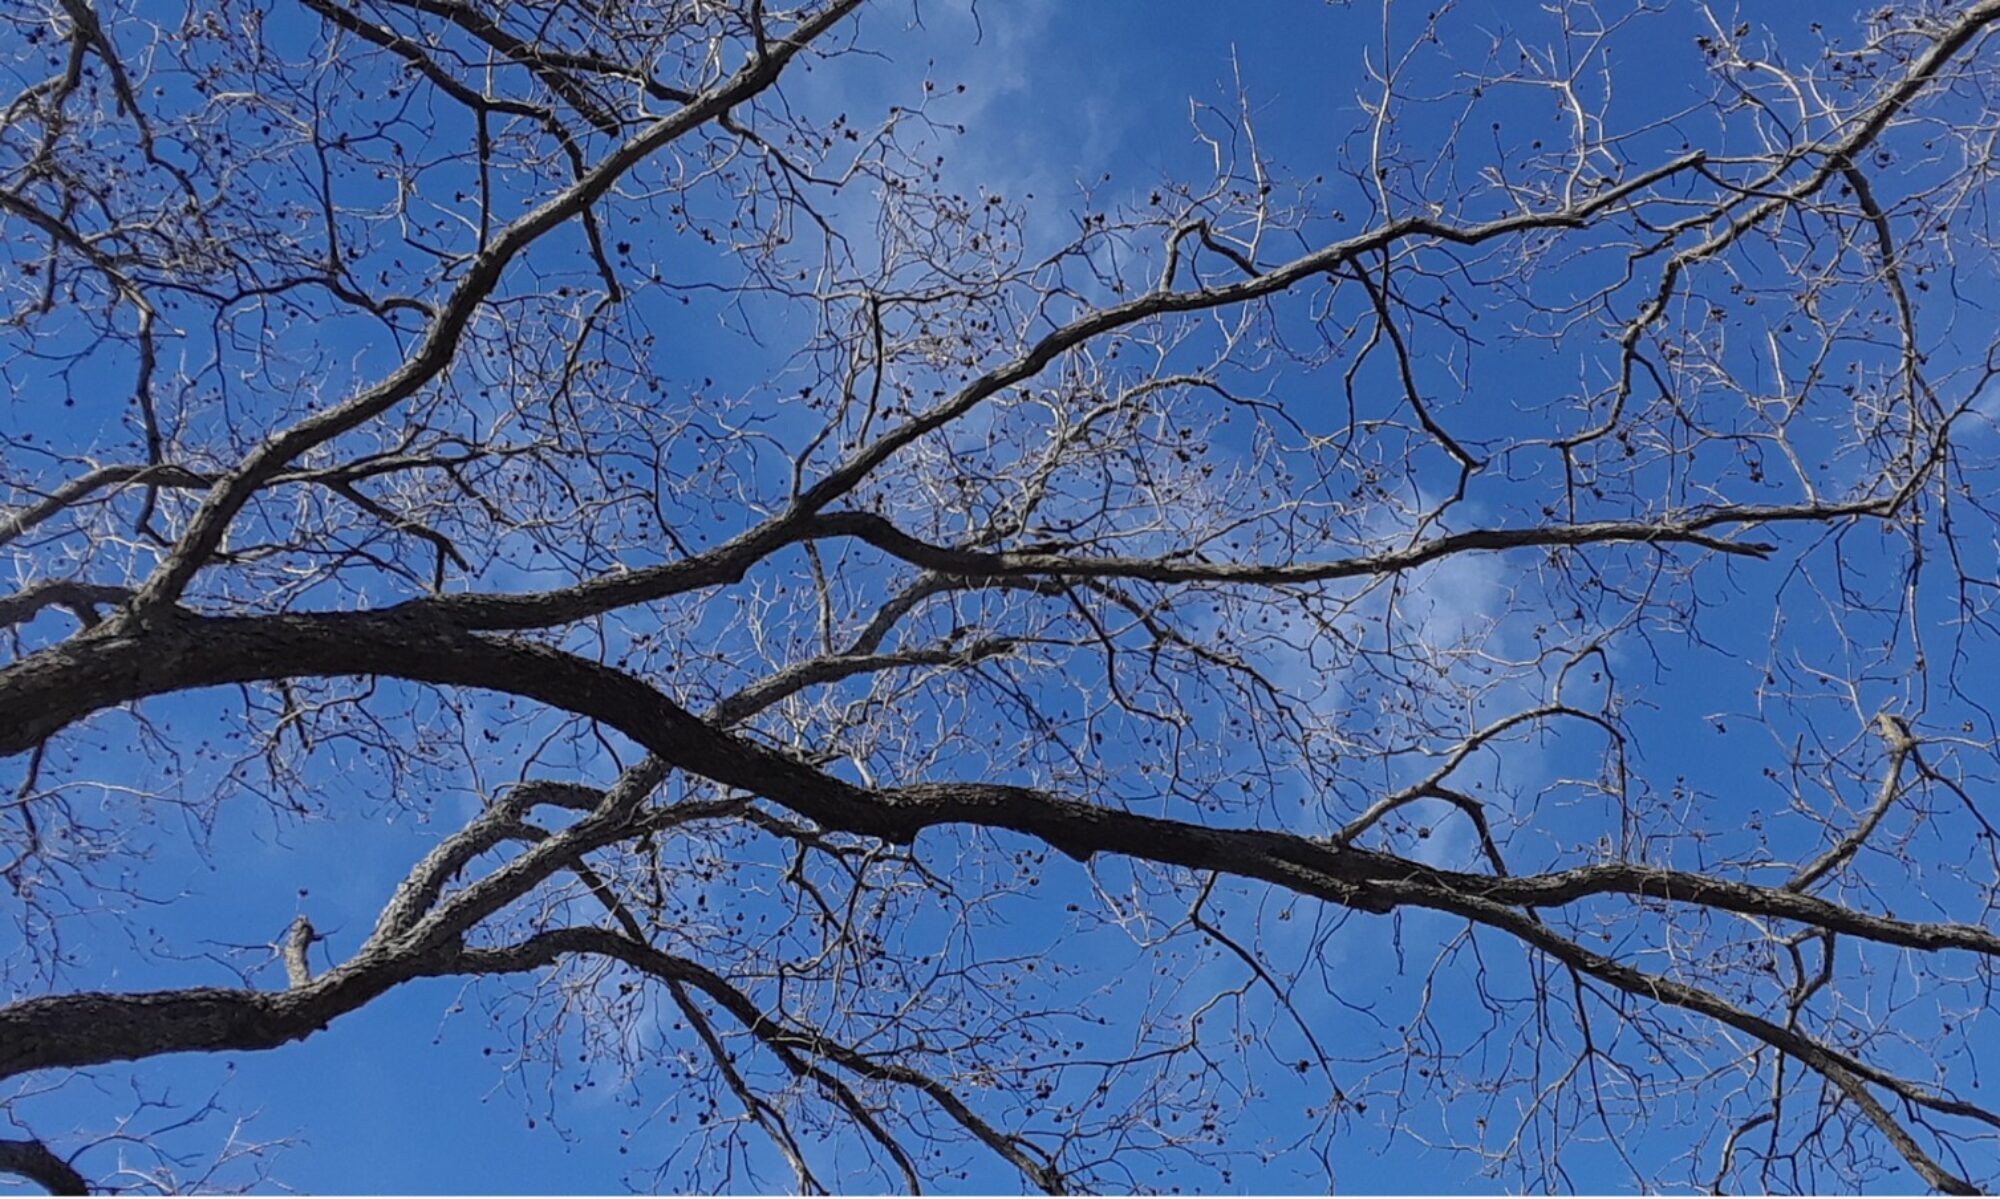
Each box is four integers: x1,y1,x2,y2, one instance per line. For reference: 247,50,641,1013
4,0,2000,1192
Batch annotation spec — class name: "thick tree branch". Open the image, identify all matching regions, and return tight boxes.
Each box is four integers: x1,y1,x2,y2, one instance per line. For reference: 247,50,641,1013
0,1137,88,1196
4,610,1995,961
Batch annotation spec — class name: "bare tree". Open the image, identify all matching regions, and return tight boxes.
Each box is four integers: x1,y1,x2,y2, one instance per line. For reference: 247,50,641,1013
4,0,2000,1192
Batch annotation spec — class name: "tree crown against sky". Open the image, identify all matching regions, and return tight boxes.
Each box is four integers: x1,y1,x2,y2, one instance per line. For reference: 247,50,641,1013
4,0,2000,1193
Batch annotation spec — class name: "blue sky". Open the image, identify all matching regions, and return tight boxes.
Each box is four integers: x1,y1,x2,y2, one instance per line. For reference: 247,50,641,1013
6,0,2000,1194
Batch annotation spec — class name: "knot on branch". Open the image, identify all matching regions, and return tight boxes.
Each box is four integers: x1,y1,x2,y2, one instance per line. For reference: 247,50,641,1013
283,915,318,989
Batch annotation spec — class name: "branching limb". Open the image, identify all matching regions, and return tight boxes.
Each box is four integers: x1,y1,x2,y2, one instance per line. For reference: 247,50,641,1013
0,1136,88,1196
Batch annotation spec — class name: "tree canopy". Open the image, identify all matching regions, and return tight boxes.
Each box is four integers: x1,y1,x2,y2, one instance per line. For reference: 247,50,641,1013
5,0,2000,1192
